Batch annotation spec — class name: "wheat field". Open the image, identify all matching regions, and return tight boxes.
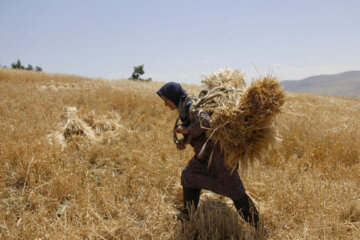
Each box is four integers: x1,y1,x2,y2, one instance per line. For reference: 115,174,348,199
0,68,359,240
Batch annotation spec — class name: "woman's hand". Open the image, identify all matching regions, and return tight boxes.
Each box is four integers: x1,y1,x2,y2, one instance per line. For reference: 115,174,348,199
176,138,187,150
176,142,186,150
174,125,189,135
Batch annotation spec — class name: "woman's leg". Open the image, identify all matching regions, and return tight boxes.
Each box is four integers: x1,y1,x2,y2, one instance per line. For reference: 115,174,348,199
173,187,201,222
183,187,201,213
233,193,259,229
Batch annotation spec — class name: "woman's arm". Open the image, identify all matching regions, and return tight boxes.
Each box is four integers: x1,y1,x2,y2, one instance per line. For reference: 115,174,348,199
182,111,210,139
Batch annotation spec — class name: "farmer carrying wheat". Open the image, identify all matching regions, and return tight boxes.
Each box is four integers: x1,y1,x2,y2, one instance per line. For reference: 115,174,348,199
157,82,259,229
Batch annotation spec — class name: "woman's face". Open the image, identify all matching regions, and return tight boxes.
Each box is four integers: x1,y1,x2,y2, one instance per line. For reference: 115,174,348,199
161,96,176,110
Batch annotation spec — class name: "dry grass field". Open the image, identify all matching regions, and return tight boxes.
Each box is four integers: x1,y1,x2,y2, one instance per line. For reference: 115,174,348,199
0,68,359,240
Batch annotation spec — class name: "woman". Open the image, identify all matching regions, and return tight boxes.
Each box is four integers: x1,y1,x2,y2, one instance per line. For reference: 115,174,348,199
157,82,259,229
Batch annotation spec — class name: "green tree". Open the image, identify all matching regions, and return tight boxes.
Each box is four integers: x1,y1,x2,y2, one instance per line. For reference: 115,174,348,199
11,59,24,69
131,64,145,80
9,60,42,72
26,64,33,71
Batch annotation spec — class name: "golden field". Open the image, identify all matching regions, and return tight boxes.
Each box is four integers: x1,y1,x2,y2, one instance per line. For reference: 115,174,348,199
0,68,359,240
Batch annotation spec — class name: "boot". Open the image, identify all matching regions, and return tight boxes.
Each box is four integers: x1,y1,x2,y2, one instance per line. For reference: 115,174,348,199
176,187,201,221
233,193,259,229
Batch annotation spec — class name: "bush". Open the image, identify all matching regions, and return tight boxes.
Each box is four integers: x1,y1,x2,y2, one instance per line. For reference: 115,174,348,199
9,59,42,72
129,64,151,81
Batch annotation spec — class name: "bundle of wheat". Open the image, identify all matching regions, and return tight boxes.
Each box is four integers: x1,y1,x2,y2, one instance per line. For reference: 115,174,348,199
62,115,98,143
53,107,128,147
191,87,244,119
196,69,285,172
190,69,246,117
201,68,246,90
47,107,98,149
63,118,97,141
92,119,123,132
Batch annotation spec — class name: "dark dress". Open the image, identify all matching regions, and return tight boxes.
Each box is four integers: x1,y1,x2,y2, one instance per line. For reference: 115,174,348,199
181,110,246,200
157,83,258,228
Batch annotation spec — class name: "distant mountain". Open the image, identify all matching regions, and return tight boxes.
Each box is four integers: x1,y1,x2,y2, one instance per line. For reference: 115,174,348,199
281,71,360,98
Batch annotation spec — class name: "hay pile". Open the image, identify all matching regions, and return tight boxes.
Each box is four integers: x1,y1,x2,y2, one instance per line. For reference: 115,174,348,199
191,69,245,116
195,69,285,172
201,68,246,90
48,107,125,148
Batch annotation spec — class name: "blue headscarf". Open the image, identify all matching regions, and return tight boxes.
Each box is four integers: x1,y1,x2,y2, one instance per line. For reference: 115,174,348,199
156,82,186,108
157,82,193,125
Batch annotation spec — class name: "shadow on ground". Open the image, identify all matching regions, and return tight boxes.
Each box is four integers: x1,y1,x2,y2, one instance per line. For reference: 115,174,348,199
171,193,266,240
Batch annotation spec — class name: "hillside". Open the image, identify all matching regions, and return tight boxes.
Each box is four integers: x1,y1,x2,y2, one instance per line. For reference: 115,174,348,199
281,71,360,97
0,68,359,240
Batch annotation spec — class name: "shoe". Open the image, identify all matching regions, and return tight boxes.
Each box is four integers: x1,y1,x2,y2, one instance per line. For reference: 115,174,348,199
169,209,190,222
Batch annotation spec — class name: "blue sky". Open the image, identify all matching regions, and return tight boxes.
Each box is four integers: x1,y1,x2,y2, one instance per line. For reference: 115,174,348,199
1,0,359,84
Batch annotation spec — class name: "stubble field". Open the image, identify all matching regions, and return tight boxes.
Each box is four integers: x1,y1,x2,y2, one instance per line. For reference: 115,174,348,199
0,68,359,239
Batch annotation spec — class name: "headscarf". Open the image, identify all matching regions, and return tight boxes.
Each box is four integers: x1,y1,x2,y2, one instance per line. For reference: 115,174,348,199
156,82,187,108
157,82,193,125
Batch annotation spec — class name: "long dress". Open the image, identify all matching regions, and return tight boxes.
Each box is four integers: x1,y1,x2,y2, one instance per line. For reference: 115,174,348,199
180,111,246,200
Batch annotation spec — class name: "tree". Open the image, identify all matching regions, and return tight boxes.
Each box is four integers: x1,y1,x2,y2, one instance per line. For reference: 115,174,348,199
9,60,42,72
131,64,145,80
11,59,24,69
26,64,33,71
